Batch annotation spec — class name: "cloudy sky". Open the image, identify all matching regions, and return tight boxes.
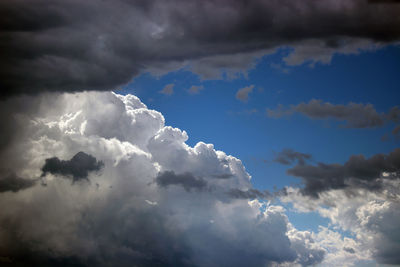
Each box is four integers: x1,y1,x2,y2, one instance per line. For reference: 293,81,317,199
0,0,400,266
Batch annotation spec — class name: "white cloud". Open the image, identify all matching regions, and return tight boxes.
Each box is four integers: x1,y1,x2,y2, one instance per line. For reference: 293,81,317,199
281,182,400,266
0,92,324,266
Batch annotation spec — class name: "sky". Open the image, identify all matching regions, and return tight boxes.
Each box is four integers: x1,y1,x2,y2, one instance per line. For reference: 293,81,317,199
0,0,400,266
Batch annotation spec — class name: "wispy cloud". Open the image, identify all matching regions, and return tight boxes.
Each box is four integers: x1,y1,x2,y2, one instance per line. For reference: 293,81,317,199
187,85,204,94
236,85,254,103
159,83,174,95
267,99,400,128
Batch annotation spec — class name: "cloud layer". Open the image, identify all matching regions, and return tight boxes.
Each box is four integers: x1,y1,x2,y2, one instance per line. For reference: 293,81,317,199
284,149,400,197
0,92,326,266
1,0,400,97
267,99,391,128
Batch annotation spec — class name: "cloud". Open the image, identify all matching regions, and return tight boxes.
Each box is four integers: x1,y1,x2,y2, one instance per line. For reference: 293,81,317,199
0,171,36,193
286,148,400,197
228,188,272,200
286,226,326,266
274,149,312,165
282,39,380,67
388,106,400,123
41,151,104,182
1,0,400,97
236,85,254,103
343,247,356,254
159,83,174,95
212,173,234,179
281,185,400,266
187,85,204,95
393,125,400,137
0,91,324,266
267,99,387,128
156,170,207,191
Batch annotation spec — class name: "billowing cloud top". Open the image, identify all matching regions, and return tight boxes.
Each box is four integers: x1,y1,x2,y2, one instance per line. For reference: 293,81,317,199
1,0,400,97
0,92,326,266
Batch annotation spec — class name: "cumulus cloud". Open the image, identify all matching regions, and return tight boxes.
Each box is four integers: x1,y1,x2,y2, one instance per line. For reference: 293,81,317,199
285,148,400,197
0,91,325,266
281,185,400,266
236,85,254,103
41,151,104,183
1,0,400,97
267,99,388,128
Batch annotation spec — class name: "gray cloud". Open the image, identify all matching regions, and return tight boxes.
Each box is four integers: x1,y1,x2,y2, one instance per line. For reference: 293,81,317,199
1,0,400,97
187,85,204,95
267,99,395,128
212,173,233,179
0,171,36,193
228,188,272,200
274,149,312,165
41,151,104,182
159,84,174,95
388,106,400,123
228,188,289,201
393,125,400,137
343,247,356,254
236,85,254,103
156,171,207,191
286,148,400,197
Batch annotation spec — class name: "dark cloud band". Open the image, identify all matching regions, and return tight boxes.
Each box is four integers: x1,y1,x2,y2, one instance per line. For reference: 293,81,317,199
267,99,400,128
156,170,207,191
0,172,36,193
286,148,400,197
1,0,400,97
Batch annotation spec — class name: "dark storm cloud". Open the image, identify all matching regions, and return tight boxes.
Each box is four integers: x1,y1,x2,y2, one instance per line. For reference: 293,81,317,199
343,247,356,254
274,149,312,165
156,171,207,191
41,151,104,182
286,148,400,197
0,171,36,193
1,0,400,97
228,188,272,200
267,99,387,128
369,0,400,3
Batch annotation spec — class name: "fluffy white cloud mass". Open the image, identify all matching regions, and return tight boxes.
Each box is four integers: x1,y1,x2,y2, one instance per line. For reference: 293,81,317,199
0,92,326,266
281,182,400,266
